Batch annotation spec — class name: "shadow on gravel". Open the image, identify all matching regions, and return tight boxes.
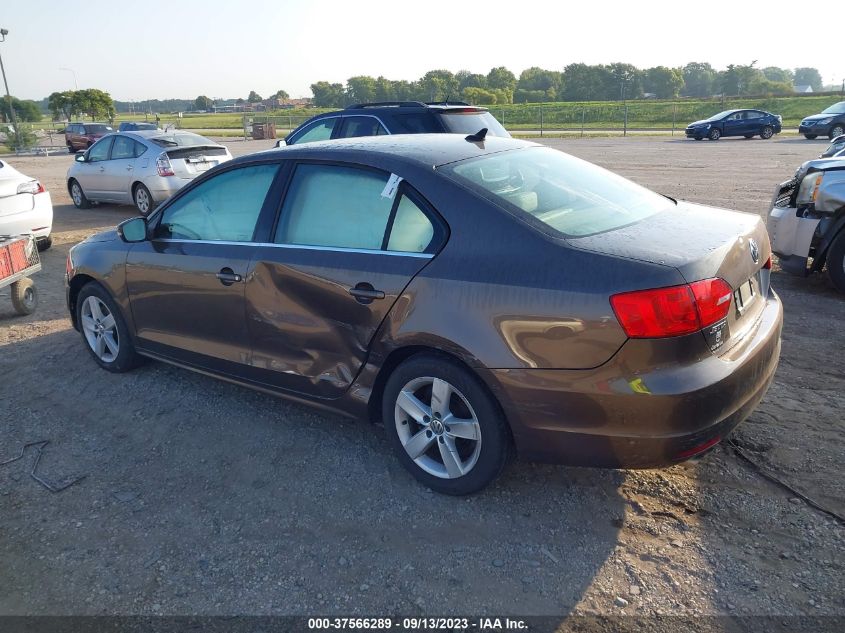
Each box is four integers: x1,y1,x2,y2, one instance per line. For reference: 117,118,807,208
0,327,624,616
689,270,845,616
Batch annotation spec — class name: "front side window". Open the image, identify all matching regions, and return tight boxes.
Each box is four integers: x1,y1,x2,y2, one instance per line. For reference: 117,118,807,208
87,137,113,162
288,118,337,145
155,164,279,242
276,164,395,250
111,135,136,160
443,147,674,238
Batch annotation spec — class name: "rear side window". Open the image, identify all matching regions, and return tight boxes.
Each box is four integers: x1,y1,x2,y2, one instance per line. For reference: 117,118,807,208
111,136,136,160
155,164,279,242
438,111,509,137
339,116,388,138
276,164,394,250
444,147,673,238
288,118,337,145
387,195,434,253
386,112,442,134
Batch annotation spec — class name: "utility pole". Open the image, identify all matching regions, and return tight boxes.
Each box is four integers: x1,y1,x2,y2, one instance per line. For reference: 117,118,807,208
0,28,21,150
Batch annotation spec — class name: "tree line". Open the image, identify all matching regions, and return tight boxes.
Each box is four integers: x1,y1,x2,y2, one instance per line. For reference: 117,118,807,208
309,64,826,107
47,89,116,122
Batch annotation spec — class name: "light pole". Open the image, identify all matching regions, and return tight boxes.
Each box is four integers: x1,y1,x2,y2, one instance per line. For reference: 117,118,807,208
59,67,79,91
0,27,21,149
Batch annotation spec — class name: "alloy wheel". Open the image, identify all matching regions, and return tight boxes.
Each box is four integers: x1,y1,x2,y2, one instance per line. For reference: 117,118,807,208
135,186,150,215
71,182,83,207
394,376,482,479
80,296,120,362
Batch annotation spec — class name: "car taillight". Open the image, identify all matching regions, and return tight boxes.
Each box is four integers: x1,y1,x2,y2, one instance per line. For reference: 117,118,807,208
610,278,732,339
156,153,174,177
17,180,45,195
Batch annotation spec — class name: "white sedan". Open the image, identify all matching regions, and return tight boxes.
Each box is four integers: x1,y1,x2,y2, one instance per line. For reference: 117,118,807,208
0,160,53,250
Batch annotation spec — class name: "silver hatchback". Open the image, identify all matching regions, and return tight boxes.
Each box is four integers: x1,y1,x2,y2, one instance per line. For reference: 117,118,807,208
66,131,232,215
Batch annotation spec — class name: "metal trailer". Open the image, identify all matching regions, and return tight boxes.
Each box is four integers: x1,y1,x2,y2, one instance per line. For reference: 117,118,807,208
0,235,41,315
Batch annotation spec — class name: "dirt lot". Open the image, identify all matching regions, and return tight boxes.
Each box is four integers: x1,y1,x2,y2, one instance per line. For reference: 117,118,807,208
1,137,843,623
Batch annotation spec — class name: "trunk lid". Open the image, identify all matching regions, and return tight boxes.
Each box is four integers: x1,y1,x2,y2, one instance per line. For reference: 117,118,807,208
165,146,229,179
570,201,772,355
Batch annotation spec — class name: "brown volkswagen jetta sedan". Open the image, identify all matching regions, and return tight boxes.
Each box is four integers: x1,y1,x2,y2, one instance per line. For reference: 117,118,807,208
66,134,782,495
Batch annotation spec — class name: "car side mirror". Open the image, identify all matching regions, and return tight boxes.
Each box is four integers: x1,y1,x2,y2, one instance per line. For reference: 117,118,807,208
75,151,86,162
117,217,148,243
274,139,287,148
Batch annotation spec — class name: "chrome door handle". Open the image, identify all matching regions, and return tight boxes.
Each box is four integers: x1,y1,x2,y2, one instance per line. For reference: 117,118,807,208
126,165,133,171
216,268,243,286
98,166,105,172
349,283,385,304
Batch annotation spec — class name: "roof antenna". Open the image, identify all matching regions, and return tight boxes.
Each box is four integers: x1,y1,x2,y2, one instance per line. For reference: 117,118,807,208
465,127,488,142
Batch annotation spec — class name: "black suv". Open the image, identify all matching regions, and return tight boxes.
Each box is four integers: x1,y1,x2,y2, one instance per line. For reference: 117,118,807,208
277,101,509,146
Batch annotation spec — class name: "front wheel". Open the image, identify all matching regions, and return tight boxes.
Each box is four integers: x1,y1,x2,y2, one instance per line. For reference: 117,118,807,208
76,282,143,372
830,125,845,140
708,128,721,141
827,232,845,294
133,183,155,216
744,134,754,139
760,125,774,140
383,354,511,495
804,134,817,140
69,179,90,209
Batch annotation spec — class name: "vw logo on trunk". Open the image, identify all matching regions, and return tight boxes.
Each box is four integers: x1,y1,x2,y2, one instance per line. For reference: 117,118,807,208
749,239,760,264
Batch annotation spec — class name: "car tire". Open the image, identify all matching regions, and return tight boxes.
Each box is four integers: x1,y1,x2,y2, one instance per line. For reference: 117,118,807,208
382,353,511,495
76,282,143,373
10,278,37,315
708,128,721,141
744,134,754,139
694,137,703,141
760,125,774,140
827,231,845,294
69,179,91,209
37,236,52,252
133,183,155,216
804,134,817,140
830,125,845,141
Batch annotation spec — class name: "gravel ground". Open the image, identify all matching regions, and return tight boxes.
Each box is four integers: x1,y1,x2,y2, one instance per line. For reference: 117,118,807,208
1,136,843,621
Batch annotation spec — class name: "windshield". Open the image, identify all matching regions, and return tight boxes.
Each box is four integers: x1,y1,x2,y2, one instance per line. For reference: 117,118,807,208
438,110,509,137
706,110,735,121
86,125,113,134
150,132,216,147
821,102,845,115
442,147,673,238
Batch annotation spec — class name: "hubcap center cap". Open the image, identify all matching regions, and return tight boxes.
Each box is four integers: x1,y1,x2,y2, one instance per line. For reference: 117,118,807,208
430,419,445,435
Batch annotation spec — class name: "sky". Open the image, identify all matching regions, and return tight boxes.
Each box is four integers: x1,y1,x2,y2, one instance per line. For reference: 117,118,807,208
1,0,841,102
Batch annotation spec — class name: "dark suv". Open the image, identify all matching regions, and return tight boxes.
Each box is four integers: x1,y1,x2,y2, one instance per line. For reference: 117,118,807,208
278,101,509,146
65,123,113,151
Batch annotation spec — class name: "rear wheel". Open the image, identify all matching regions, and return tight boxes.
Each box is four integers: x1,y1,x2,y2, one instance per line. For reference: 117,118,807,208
133,183,154,216
69,179,90,209
804,134,818,139
708,128,721,141
76,282,142,372
11,278,37,315
383,354,510,495
37,236,52,251
827,231,845,294
760,125,774,140
830,125,845,140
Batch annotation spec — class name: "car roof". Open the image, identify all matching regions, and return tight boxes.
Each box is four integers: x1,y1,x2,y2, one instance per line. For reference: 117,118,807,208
242,133,537,169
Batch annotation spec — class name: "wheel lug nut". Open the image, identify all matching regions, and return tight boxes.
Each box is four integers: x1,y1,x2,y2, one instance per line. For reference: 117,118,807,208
426,430,433,438
445,426,451,432
423,415,430,424
438,437,444,444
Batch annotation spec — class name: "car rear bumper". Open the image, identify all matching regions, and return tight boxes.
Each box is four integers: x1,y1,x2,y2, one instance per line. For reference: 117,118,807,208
0,192,53,240
489,291,782,468
143,176,192,202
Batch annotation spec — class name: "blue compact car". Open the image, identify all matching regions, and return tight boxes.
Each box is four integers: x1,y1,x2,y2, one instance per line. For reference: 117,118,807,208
685,109,782,141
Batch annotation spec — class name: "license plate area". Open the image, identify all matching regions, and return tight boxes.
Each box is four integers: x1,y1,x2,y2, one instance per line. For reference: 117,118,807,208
186,158,217,171
733,274,758,314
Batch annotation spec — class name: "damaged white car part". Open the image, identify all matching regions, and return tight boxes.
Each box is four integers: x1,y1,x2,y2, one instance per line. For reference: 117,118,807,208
768,158,845,292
